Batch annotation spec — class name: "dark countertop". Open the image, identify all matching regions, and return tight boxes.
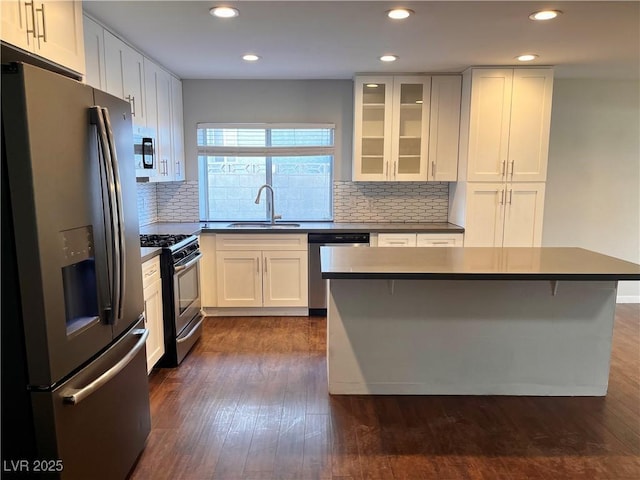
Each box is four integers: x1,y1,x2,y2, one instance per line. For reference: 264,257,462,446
320,246,640,281
138,222,463,262
201,221,464,234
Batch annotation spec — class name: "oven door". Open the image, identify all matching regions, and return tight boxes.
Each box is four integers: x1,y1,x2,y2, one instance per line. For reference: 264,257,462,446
173,252,203,336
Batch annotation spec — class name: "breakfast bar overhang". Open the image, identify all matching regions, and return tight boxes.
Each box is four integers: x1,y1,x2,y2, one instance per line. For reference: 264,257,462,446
320,247,640,396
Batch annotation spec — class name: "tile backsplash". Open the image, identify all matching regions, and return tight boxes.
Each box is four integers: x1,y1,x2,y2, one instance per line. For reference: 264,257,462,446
137,180,449,225
333,181,449,223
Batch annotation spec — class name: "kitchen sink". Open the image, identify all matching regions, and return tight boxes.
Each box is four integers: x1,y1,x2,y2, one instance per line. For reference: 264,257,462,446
227,222,301,228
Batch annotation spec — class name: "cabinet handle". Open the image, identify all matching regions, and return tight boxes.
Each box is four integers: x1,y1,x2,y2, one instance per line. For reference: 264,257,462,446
35,3,46,43
256,258,259,273
499,189,505,205
510,160,515,177
431,161,436,179
126,95,136,117
175,161,181,177
264,257,267,273
394,161,397,179
501,160,506,177
25,2,36,40
431,241,449,245
508,189,513,205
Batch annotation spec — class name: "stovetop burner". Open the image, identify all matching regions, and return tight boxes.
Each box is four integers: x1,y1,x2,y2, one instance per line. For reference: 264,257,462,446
140,234,192,248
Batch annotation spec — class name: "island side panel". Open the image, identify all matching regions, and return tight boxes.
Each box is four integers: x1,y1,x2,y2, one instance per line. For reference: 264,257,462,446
327,279,617,396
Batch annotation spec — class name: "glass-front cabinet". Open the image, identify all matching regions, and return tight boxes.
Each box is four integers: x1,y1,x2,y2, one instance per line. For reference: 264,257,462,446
353,75,431,181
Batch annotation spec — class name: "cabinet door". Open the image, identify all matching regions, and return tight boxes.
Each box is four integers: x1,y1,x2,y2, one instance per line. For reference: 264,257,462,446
104,32,145,127
377,233,417,247
507,69,553,182
143,58,159,137
34,1,85,75
82,15,105,89
502,183,545,247
143,279,164,373
429,76,461,181
152,67,174,181
262,251,308,307
215,251,262,307
171,76,185,181
391,76,431,181
353,76,394,181
463,183,506,247
199,234,217,307
466,69,513,182
1,0,32,51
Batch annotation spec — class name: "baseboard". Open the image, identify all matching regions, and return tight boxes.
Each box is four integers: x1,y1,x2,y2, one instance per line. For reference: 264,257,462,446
616,295,640,303
203,306,309,317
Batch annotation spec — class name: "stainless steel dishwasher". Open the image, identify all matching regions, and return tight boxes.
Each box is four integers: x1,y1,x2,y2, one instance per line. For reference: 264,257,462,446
308,233,370,315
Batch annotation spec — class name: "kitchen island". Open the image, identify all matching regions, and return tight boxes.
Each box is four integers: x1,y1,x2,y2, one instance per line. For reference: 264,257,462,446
320,247,640,396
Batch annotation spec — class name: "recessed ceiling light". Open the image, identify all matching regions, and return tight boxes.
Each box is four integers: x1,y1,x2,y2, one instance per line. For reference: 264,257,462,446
380,55,398,62
529,10,562,21
366,83,379,88
242,54,260,62
209,6,239,18
387,8,414,20
516,54,539,62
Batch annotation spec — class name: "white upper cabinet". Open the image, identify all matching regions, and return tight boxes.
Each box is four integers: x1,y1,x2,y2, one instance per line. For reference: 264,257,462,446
104,30,146,130
428,76,462,181
1,0,85,75
353,75,431,181
353,74,461,182
462,68,554,183
82,15,105,90
171,76,185,182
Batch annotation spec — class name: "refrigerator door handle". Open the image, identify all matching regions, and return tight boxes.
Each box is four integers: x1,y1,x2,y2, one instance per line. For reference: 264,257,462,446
62,327,149,405
101,107,127,322
90,106,120,323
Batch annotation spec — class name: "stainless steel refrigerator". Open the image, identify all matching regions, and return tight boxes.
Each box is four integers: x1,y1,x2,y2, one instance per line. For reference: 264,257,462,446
1,62,150,479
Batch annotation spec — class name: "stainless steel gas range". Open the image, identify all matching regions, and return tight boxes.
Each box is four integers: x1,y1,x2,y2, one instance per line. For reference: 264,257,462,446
140,234,203,366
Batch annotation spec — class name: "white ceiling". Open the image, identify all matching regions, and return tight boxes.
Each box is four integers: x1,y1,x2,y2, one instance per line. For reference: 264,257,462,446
83,1,640,80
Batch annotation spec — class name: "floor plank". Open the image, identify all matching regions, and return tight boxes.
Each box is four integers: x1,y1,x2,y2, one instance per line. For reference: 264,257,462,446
129,305,640,480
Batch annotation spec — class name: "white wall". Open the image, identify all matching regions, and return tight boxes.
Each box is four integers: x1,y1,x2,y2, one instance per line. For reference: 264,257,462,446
543,79,640,302
181,79,353,182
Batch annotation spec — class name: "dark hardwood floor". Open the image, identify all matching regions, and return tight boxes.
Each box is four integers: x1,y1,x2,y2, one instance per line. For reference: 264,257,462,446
129,304,640,480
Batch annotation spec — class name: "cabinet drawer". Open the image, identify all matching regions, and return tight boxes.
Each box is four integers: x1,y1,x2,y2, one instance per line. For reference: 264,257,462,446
216,234,308,251
377,233,417,247
141,257,161,288
416,233,464,247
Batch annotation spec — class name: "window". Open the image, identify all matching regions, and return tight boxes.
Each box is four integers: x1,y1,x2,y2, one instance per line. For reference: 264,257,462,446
198,123,334,221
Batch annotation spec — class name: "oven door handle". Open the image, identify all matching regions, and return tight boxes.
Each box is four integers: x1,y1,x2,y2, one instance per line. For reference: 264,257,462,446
174,253,203,273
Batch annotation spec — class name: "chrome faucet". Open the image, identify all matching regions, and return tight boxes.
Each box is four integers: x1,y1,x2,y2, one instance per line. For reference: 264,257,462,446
254,184,281,224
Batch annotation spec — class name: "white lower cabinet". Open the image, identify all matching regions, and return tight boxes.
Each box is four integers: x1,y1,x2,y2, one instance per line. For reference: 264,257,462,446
376,232,463,247
461,182,545,247
215,234,308,309
142,257,164,373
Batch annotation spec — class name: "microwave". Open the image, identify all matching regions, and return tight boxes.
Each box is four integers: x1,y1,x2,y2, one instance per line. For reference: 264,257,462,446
133,130,156,178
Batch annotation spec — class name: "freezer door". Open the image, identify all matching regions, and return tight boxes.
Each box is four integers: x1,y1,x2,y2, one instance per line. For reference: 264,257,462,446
2,63,115,386
30,319,151,480
93,89,144,339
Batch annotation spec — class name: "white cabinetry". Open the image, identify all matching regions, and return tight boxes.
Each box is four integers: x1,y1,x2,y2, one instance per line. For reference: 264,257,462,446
215,234,308,309
142,257,164,373
144,58,173,181
103,30,146,130
199,234,217,307
82,15,105,90
460,183,545,247
1,0,85,75
460,68,553,183
353,75,461,182
376,232,464,247
171,76,185,181
450,67,553,248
